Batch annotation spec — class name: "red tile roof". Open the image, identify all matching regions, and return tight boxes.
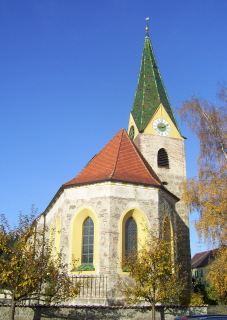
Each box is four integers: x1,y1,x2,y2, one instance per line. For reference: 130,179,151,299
191,250,215,268
63,128,162,187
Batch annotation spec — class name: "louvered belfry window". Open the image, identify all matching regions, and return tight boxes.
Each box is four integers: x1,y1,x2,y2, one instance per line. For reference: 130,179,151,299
158,148,169,168
82,217,94,264
125,217,137,259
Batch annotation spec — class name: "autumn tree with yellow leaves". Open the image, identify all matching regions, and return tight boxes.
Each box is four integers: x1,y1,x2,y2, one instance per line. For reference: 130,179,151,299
0,209,80,320
206,246,227,304
119,236,186,320
178,82,227,302
178,82,227,245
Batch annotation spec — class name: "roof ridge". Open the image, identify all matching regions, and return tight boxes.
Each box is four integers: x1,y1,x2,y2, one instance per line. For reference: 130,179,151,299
63,129,124,185
109,129,124,179
63,128,164,188
192,251,211,266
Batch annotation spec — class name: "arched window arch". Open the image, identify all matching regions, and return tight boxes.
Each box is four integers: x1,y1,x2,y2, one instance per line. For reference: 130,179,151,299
162,215,174,261
125,217,137,259
157,148,169,168
71,207,98,273
120,208,148,272
163,215,172,242
82,217,94,264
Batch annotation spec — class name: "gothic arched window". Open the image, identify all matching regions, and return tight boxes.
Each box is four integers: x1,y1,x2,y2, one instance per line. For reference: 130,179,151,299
125,217,137,259
162,215,174,261
82,217,94,264
158,148,169,168
163,216,172,242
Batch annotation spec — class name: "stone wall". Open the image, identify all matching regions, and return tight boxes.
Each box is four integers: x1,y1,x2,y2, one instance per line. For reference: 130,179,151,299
0,305,208,320
37,181,161,298
134,133,191,291
134,133,187,221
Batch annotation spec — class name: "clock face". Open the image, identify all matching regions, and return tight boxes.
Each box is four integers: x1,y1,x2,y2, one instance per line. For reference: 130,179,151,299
129,125,135,140
153,118,171,136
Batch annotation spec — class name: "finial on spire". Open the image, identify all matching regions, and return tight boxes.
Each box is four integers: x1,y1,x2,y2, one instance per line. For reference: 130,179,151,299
145,17,149,36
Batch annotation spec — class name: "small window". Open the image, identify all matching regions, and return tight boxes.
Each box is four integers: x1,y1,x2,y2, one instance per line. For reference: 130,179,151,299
125,217,137,259
129,125,135,140
82,217,94,264
158,148,169,168
198,269,203,277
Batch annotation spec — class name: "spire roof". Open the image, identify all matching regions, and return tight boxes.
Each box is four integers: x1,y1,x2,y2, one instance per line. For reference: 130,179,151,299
131,33,180,132
63,129,162,187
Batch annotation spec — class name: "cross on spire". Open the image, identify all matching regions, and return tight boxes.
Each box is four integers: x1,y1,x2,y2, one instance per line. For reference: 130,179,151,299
145,17,149,36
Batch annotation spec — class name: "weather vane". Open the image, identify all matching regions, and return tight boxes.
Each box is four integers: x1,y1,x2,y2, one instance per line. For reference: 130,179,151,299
145,17,149,36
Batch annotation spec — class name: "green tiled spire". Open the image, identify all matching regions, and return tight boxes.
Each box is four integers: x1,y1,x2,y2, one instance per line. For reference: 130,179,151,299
131,29,180,133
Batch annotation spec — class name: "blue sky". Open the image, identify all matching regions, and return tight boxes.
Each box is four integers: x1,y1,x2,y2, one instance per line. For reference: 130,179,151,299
1,0,226,257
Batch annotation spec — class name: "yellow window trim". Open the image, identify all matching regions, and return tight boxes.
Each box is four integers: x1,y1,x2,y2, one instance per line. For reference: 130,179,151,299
162,214,175,264
119,207,148,274
70,206,98,275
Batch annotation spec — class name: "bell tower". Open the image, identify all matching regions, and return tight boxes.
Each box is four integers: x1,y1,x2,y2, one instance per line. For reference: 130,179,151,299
128,20,186,211
128,20,191,281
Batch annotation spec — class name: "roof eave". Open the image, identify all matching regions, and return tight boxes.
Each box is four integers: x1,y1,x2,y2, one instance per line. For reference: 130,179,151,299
64,179,179,201
38,186,64,219
39,178,179,220
63,178,161,189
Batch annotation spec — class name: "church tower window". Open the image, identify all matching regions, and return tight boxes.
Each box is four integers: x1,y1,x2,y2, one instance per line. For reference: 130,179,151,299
158,148,169,168
125,217,137,259
82,217,94,264
129,125,135,140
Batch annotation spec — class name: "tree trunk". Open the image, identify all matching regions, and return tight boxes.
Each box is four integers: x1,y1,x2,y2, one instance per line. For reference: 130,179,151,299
9,295,16,320
152,301,156,320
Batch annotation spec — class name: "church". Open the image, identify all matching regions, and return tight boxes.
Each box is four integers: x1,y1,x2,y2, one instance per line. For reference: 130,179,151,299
37,23,191,304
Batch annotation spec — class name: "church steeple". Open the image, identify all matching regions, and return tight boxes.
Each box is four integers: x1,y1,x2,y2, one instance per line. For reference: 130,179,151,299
130,20,180,134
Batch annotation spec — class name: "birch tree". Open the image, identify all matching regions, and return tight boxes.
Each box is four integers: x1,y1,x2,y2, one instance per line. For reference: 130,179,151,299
178,82,227,245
